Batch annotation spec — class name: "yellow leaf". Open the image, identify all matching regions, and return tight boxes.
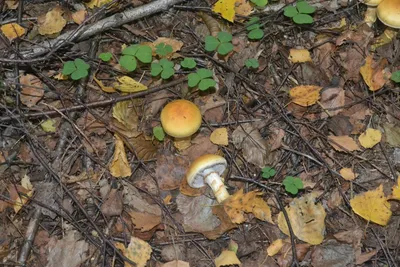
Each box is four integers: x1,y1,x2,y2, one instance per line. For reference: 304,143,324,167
224,189,273,224
53,73,68,80
350,184,391,226
1,23,25,41
267,239,284,256
235,0,253,17
339,168,357,181
9,180,34,214
113,76,147,93
41,119,57,133
358,128,382,148
38,6,67,35
72,9,87,25
359,55,390,92
389,176,400,200
277,193,326,245
288,49,312,63
289,85,322,107
215,250,241,267
21,174,33,191
328,135,361,152
213,0,236,22
115,237,152,267
93,76,116,93
109,134,132,178
85,0,113,8
210,128,229,146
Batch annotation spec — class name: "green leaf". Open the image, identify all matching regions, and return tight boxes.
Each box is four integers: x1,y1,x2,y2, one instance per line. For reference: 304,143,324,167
391,71,400,83
261,166,276,179
136,45,152,63
251,0,268,7
205,35,220,52
181,58,196,69
245,58,259,69
217,31,232,43
246,17,260,26
296,1,315,14
74,58,90,70
155,43,173,56
293,13,314,24
293,177,304,188
282,176,303,195
99,52,113,62
119,55,137,72
153,126,165,141
71,69,88,80
217,42,234,55
246,23,261,31
248,28,264,40
188,73,201,87
151,62,163,76
159,58,174,69
198,78,216,91
197,68,213,79
62,61,76,75
161,67,175,79
122,44,140,56
41,119,57,133
284,6,298,17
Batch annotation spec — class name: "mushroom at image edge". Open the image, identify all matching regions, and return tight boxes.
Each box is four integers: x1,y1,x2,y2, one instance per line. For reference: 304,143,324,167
372,0,400,50
362,0,384,27
160,99,202,151
186,154,230,203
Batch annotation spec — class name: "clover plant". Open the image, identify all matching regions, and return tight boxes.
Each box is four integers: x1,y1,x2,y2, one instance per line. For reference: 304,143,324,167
155,43,173,57
188,68,216,91
246,17,264,40
62,58,90,80
205,31,234,56
282,176,304,195
180,58,197,69
119,44,152,72
284,1,316,24
151,59,175,79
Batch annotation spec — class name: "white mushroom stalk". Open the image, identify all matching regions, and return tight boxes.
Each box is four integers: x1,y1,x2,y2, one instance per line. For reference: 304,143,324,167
204,172,230,203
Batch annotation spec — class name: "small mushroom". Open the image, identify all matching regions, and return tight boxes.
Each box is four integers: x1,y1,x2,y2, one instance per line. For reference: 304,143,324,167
186,154,230,203
160,99,202,151
372,0,400,49
362,0,384,27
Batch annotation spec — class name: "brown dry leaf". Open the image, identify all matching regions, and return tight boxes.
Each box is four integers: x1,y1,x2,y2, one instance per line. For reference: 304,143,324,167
71,9,87,25
115,237,152,267
155,150,189,190
161,261,190,267
121,181,162,216
383,123,400,147
76,112,107,135
8,182,33,214
128,210,161,232
182,134,218,161
313,41,336,80
109,134,132,178
350,184,392,226
311,239,355,267
38,6,67,35
359,55,390,92
112,100,141,138
340,168,357,181
202,204,238,240
319,87,344,118
277,193,326,245
235,0,253,17
356,249,378,265
289,85,322,107
328,135,361,152
288,49,312,63
278,242,311,267
179,175,207,197
267,239,284,256
338,48,365,82
223,189,273,224
215,250,241,267
101,186,123,217
146,37,184,57
210,128,229,146
5,0,18,9
334,228,363,247
20,74,44,107
268,128,285,151
358,128,382,148
124,134,158,161
1,23,25,41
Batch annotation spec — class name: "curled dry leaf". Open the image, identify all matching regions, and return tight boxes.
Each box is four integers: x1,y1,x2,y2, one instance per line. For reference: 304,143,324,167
20,74,44,107
289,85,322,107
210,128,229,146
113,76,147,93
328,135,361,152
38,6,67,35
277,192,326,245
1,23,25,41
109,134,132,178
288,49,312,63
359,55,390,92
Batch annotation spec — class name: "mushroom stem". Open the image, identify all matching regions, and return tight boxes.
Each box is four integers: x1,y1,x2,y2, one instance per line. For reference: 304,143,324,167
364,7,377,27
205,172,230,203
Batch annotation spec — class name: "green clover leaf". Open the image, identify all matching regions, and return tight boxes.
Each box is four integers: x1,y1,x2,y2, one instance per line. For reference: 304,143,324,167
390,70,400,83
188,68,216,91
261,166,276,179
155,43,173,57
62,59,90,80
245,58,259,69
99,52,113,62
181,58,197,69
282,176,303,195
153,126,165,141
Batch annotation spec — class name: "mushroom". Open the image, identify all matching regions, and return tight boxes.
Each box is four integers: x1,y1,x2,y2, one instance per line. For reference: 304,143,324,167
186,154,230,203
362,0,384,27
160,99,202,151
371,0,400,50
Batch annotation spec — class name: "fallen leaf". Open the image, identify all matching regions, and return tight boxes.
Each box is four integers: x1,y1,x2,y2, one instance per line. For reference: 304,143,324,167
1,23,25,41
359,55,390,92
5,0,18,9
124,134,158,161
155,150,189,190
101,186,123,217
38,6,67,35
215,250,241,267
340,168,357,181
20,74,44,107
213,0,236,22
109,134,132,178
93,76,116,92
268,127,285,151
383,123,400,147
112,100,141,138
40,119,57,133
235,0,253,17
288,49,312,63
277,193,326,245
113,76,147,93
278,242,311,267
328,135,361,152
311,239,355,267
210,128,229,146
333,228,363,247
151,37,184,56
223,189,273,224
358,128,382,148
389,176,400,200
319,87,345,118
72,9,87,25
9,181,34,214
202,204,237,240
128,210,162,232
350,184,391,226
267,239,284,256
289,85,322,107
86,0,113,8
356,249,378,265
161,261,190,267
115,237,152,267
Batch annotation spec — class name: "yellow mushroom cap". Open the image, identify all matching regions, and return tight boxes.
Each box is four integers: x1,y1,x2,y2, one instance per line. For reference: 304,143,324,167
377,0,400,28
186,154,227,188
160,99,202,138
364,0,384,6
